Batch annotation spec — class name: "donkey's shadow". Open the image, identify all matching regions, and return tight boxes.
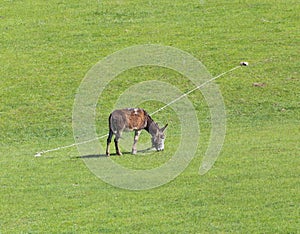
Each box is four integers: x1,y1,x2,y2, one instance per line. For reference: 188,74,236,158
77,154,105,159
77,148,154,159
76,148,156,159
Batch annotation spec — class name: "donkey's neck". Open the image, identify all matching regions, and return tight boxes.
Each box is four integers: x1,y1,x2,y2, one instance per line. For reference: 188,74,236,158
145,115,159,136
144,115,152,133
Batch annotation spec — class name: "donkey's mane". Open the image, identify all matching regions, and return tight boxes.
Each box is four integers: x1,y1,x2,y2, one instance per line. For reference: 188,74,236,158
144,111,158,133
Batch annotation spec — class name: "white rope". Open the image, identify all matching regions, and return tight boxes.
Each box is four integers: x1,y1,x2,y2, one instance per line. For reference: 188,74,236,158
35,63,247,157
150,65,241,116
35,134,108,157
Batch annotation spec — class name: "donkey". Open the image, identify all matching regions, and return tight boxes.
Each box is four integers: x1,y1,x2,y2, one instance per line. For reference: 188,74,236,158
106,108,168,156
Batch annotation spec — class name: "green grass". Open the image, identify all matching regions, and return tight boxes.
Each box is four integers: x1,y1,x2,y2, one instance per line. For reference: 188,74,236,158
1,0,299,233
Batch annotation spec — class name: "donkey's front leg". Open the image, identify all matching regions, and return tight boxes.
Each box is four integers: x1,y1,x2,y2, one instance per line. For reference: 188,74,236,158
132,130,141,155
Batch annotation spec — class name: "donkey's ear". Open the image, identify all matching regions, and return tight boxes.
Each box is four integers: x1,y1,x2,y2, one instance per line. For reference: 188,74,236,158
160,123,168,132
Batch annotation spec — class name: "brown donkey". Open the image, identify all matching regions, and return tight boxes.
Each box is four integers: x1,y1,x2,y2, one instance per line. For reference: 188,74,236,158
106,108,168,156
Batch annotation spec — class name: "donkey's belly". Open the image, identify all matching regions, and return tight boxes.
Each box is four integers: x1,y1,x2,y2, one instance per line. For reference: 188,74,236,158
124,125,141,131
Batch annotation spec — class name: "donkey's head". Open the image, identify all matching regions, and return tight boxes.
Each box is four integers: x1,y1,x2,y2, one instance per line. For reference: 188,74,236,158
151,123,168,151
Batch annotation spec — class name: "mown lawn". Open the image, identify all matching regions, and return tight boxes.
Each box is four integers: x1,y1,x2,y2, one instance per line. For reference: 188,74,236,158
0,0,299,233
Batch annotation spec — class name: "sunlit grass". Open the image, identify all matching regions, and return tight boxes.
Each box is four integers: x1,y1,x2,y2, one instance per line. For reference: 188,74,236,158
0,0,299,232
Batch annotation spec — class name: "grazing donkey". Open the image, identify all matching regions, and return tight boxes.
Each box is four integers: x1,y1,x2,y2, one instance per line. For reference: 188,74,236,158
106,108,168,156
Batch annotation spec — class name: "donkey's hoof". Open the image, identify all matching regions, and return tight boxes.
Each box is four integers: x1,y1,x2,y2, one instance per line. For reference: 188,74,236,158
117,152,122,156
132,150,137,155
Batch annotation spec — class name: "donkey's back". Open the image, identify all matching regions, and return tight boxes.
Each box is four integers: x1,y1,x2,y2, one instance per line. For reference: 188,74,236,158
109,108,148,134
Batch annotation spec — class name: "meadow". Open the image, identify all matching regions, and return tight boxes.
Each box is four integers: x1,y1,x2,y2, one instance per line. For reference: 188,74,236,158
0,0,299,233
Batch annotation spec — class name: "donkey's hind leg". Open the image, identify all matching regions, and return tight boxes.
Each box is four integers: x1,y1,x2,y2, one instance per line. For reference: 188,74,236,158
114,135,122,156
132,130,141,155
114,132,122,156
106,129,113,156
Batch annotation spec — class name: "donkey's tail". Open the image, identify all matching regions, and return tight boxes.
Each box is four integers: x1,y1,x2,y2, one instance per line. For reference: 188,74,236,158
108,113,119,136
108,113,113,131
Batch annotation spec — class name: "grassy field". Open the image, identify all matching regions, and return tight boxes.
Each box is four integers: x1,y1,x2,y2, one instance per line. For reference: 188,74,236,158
1,0,299,233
